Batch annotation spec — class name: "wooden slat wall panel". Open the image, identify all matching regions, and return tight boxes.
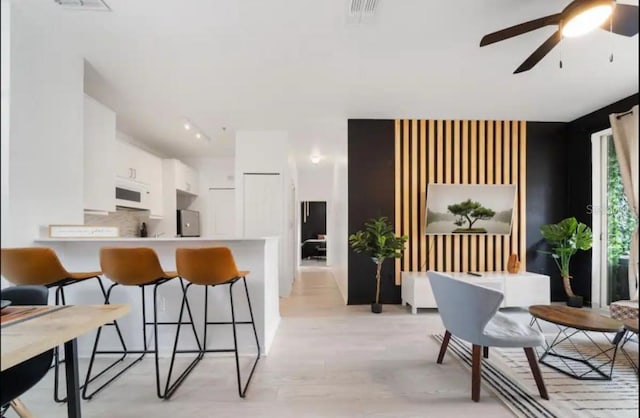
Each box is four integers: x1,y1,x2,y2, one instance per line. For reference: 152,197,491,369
478,122,486,272
403,120,410,273
436,120,444,272
519,122,527,271
411,120,419,271
428,121,436,271
468,121,476,272
461,120,469,273
453,121,461,273
394,119,527,281
419,120,427,271
395,120,402,284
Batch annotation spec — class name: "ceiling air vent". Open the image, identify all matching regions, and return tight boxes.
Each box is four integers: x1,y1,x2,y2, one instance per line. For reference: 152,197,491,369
347,0,378,24
53,0,111,12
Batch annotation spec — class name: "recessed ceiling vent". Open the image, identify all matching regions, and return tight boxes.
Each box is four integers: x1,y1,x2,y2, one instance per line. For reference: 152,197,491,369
349,0,378,16
53,0,111,12
347,0,378,23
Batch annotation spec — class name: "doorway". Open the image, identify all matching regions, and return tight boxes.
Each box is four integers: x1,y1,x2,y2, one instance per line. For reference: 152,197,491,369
300,201,327,267
592,128,638,309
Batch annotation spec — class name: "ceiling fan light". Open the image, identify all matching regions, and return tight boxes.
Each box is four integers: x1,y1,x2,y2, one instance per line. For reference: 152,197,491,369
561,4,613,37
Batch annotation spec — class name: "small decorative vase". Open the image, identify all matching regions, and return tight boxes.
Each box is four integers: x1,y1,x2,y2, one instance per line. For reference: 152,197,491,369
371,303,383,314
507,253,520,274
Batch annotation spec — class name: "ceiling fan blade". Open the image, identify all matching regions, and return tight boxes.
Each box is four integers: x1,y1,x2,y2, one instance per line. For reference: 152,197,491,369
601,4,639,36
480,13,561,47
514,30,562,74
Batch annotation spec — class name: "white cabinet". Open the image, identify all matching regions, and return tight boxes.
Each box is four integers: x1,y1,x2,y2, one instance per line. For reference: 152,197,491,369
147,155,163,218
83,95,116,212
115,139,164,217
115,140,156,185
173,160,198,195
401,271,550,314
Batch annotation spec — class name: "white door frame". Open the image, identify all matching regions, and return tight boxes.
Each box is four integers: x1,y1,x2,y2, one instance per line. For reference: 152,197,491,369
591,127,612,310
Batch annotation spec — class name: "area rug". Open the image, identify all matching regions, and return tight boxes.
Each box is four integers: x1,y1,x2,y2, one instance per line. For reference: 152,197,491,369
432,333,638,418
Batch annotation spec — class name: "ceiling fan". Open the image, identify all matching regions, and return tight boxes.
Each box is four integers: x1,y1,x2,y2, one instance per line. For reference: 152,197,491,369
479,0,639,74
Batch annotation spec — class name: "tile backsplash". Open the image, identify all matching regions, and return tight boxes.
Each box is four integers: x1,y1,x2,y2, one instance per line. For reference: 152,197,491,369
84,209,149,237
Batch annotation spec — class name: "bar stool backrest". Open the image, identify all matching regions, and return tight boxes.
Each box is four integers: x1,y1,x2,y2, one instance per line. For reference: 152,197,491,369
100,247,167,285
176,247,240,285
1,247,70,286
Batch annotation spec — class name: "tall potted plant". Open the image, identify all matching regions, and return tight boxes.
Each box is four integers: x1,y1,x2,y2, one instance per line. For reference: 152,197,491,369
349,216,408,313
540,217,593,308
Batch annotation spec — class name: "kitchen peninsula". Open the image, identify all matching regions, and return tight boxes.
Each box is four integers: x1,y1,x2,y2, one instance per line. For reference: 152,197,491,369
33,237,280,357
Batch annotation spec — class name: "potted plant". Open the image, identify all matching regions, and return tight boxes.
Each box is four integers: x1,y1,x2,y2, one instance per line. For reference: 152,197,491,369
540,217,593,308
349,216,408,313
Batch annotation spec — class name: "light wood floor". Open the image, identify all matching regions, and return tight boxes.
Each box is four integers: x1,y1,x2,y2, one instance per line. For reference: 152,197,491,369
13,269,515,417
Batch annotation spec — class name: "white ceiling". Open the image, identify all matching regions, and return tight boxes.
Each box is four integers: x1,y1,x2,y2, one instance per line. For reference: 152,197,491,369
16,0,640,161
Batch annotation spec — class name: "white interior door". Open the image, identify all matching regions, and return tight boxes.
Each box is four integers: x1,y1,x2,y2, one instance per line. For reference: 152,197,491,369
243,174,283,237
207,188,236,236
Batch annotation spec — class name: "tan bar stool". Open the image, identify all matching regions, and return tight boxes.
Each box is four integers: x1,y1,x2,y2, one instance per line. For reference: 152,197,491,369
83,247,201,400
175,247,260,398
0,247,105,403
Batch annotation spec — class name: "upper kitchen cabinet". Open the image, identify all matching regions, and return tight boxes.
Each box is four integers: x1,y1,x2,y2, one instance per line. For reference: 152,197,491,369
115,140,156,185
83,95,116,213
115,138,164,218
171,159,199,195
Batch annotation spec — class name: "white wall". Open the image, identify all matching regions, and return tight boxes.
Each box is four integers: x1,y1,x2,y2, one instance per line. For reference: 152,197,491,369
1,0,11,251
182,156,235,236
235,130,295,296
297,164,334,202
4,3,84,247
328,157,349,303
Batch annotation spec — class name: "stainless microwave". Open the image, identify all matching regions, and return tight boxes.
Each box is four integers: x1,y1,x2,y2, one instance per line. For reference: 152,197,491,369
115,179,150,210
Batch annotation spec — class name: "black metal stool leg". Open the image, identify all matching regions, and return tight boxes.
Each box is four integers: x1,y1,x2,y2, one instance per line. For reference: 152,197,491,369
53,285,65,403
161,281,203,399
229,279,260,398
243,276,261,359
82,283,144,400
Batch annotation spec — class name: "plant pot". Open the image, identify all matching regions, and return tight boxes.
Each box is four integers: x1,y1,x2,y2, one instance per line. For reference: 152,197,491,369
371,303,383,314
567,295,584,308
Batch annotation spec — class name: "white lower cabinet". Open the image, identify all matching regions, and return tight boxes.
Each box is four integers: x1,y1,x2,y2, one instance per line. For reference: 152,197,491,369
401,271,550,314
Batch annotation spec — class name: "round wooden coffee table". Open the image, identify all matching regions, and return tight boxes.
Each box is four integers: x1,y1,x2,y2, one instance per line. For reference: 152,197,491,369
529,305,624,380
620,318,639,374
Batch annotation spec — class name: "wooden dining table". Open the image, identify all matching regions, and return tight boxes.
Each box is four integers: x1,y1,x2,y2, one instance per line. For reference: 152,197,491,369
1,304,130,418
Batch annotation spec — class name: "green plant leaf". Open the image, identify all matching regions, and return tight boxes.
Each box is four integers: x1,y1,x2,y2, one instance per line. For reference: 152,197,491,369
539,216,593,298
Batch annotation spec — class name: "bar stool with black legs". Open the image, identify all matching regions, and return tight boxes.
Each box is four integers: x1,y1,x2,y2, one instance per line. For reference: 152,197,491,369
0,247,111,403
175,247,261,398
82,247,202,400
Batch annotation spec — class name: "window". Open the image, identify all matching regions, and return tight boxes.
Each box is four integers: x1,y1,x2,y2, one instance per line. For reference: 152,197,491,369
591,129,638,308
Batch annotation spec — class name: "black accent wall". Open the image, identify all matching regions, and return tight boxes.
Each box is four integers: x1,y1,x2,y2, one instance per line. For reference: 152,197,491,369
347,97,638,305
525,123,569,302
348,120,397,305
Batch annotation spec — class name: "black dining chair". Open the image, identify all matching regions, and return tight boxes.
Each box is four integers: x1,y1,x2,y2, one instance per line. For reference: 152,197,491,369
0,285,54,417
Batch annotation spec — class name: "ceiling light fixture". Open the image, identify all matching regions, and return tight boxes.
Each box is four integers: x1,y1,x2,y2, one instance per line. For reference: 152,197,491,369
561,0,614,38
310,154,322,164
182,119,210,142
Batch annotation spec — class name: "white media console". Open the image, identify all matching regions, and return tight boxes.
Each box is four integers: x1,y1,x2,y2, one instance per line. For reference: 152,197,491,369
401,271,550,314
